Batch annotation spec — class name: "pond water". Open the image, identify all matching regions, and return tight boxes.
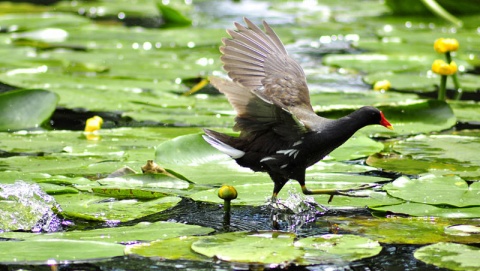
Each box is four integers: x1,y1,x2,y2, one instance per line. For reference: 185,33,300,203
0,0,479,270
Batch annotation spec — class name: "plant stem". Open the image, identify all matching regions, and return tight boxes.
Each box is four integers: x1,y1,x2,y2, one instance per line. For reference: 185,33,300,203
420,0,463,27
223,199,231,226
445,52,462,100
438,75,447,100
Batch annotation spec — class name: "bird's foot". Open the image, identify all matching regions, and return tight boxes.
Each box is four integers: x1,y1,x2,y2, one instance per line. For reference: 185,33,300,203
301,183,379,203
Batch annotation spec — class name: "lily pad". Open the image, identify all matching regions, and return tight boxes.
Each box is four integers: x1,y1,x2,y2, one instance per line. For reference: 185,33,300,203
191,231,382,265
364,71,480,94
54,193,181,222
125,236,208,261
367,134,480,179
191,231,300,265
334,216,480,244
0,239,125,263
414,242,480,271
0,89,58,131
294,234,382,264
370,202,480,218
323,53,433,73
383,175,480,207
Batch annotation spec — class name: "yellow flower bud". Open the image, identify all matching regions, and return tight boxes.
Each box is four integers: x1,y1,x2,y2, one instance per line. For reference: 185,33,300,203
431,60,457,76
84,116,104,133
433,38,459,54
373,80,391,91
218,185,238,201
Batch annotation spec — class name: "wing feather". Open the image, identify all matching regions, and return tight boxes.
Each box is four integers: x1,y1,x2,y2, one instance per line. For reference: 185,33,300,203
220,17,316,126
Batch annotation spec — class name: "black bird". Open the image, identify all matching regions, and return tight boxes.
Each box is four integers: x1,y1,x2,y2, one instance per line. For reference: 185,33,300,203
203,18,393,202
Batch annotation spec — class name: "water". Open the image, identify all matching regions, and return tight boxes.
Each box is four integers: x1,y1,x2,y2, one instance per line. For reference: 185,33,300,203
0,181,62,233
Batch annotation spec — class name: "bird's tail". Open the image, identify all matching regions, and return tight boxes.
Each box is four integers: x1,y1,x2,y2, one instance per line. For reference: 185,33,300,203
202,129,245,159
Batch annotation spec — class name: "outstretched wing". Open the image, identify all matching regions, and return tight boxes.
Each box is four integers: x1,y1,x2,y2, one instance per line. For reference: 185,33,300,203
221,18,314,116
209,77,307,140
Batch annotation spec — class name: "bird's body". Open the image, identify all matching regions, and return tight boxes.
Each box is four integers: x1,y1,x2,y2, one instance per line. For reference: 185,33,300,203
203,18,393,201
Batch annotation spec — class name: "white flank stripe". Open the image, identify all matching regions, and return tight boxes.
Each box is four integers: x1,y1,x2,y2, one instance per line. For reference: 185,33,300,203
202,135,245,159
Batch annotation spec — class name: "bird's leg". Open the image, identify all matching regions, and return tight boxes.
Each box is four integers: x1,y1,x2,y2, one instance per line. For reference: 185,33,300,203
298,175,377,203
270,174,289,202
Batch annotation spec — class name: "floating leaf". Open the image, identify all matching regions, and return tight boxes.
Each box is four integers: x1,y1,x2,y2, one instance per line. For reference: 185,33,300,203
0,89,58,131
0,239,124,263
294,234,382,264
367,134,480,179
54,193,181,222
383,175,480,207
414,242,480,271
126,236,208,261
370,202,480,218
323,54,432,73
335,216,480,244
191,231,301,265
191,231,382,265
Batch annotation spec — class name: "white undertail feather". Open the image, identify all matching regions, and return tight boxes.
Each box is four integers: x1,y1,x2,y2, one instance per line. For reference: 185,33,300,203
202,135,245,159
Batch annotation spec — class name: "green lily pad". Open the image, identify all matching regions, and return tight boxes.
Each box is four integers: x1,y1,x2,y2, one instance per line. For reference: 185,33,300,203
364,71,480,94
191,231,301,265
367,134,480,179
414,242,480,271
335,216,480,244
0,221,214,244
323,53,432,73
54,193,181,222
449,101,480,124
0,239,124,263
370,202,480,218
125,236,208,261
93,174,192,199
294,234,382,264
191,231,382,265
0,89,58,131
383,175,480,207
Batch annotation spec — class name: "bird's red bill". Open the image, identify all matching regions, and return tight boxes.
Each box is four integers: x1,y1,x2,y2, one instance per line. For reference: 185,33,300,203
380,111,394,130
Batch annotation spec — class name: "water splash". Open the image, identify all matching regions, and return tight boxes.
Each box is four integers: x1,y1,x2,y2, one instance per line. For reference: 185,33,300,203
269,188,328,233
0,181,62,232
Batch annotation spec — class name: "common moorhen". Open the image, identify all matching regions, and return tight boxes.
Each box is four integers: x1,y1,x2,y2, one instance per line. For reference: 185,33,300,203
203,18,393,202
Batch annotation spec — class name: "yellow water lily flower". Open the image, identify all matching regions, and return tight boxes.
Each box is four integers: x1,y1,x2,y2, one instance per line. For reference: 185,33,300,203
431,59,457,76
84,116,104,132
373,80,391,91
433,38,459,54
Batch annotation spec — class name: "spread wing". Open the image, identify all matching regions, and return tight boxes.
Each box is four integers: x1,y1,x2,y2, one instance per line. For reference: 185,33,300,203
209,77,307,140
220,18,321,129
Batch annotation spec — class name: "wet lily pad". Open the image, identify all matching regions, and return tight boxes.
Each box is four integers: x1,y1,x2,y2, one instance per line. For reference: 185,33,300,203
367,134,480,179
323,54,432,73
364,71,480,94
54,193,181,222
383,175,480,207
191,231,382,265
0,239,124,263
335,216,480,244
125,236,208,261
0,221,214,244
294,234,382,264
0,89,58,131
191,231,300,265
414,242,480,271
370,202,480,218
